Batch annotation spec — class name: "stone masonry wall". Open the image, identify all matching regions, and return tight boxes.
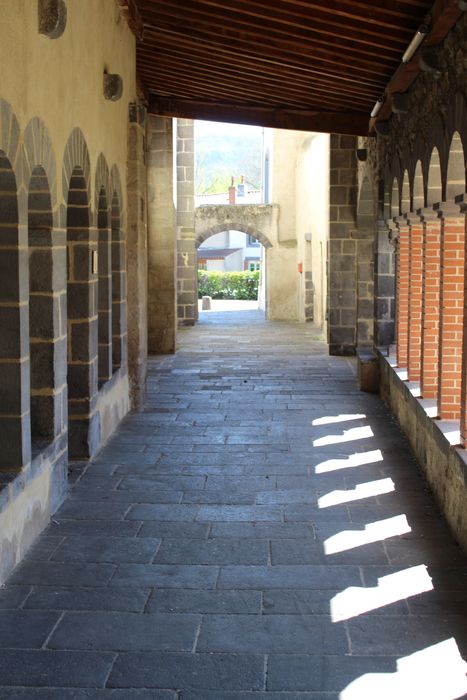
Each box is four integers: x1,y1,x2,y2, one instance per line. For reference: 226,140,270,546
147,116,177,353
176,119,197,326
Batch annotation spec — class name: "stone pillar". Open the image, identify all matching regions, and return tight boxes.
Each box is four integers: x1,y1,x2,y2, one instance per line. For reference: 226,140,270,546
0,157,31,470
420,209,441,399
176,119,197,326
394,216,410,368
147,115,177,354
407,213,424,381
126,102,148,409
437,204,465,420
374,220,395,347
328,134,358,355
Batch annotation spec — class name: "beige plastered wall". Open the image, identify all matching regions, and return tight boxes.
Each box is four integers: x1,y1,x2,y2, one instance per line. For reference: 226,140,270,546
269,128,329,325
1,0,136,205
0,0,137,583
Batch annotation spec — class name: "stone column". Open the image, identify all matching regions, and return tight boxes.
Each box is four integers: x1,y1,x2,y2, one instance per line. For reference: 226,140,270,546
328,134,358,355
126,102,148,409
147,115,177,353
176,119,197,326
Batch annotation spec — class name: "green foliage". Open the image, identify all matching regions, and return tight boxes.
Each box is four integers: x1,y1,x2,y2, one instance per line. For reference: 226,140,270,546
198,270,260,300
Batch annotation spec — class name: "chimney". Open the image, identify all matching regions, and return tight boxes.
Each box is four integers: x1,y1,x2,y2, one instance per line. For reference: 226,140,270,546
228,176,236,205
237,174,245,197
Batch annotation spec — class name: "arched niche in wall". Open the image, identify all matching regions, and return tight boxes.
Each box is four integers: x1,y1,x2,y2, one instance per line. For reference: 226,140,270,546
401,171,410,216
446,132,466,202
412,161,424,212
427,148,442,206
28,165,55,444
390,177,400,219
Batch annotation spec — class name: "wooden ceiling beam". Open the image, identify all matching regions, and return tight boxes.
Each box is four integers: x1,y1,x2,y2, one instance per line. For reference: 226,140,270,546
139,0,414,48
148,94,370,136
141,26,385,90
138,60,372,111
141,19,396,77
140,6,405,62
141,28,382,97
138,45,377,104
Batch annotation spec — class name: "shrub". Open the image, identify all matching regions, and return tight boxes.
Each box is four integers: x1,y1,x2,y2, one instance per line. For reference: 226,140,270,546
198,270,259,300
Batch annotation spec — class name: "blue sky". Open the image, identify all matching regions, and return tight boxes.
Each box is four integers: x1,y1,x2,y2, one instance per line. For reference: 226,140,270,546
194,119,263,139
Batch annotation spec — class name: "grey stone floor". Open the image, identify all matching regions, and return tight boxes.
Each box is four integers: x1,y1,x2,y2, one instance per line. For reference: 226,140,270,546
2,308,467,699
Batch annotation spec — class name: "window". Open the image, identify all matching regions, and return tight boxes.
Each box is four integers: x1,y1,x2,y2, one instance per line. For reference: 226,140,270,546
249,261,261,271
247,234,260,247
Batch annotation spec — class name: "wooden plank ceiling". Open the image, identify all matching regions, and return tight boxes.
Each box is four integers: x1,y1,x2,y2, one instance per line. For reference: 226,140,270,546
133,0,439,135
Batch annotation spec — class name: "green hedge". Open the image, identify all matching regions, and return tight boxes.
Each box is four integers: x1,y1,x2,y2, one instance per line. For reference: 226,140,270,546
198,270,259,300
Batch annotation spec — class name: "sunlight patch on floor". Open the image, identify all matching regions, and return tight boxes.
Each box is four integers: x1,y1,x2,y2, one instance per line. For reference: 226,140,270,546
340,638,467,700
318,478,395,508
331,565,433,622
324,515,411,554
313,425,374,447
315,449,383,474
312,414,367,426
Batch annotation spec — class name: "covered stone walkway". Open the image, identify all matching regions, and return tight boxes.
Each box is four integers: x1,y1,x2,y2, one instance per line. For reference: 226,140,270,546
1,310,467,698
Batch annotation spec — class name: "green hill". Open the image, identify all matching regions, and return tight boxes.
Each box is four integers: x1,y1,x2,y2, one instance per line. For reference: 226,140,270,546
195,122,263,195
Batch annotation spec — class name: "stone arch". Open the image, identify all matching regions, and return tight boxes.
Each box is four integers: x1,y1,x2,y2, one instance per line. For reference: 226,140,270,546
110,165,126,372
22,118,58,228
195,222,273,249
0,99,21,192
427,147,442,206
446,131,466,202
412,161,424,212
62,128,91,222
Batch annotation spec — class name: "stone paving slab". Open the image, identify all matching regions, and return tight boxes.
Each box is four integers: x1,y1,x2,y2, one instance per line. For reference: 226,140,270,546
2,309,467,696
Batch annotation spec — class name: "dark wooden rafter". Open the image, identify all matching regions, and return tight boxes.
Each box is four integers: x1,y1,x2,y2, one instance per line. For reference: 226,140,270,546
134,0,462,135
148,96,370,137
116,0,144,39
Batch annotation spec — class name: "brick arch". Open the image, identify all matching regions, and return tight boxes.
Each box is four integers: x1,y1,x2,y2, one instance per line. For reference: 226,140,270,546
22,118,58,228
62,127,91,217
